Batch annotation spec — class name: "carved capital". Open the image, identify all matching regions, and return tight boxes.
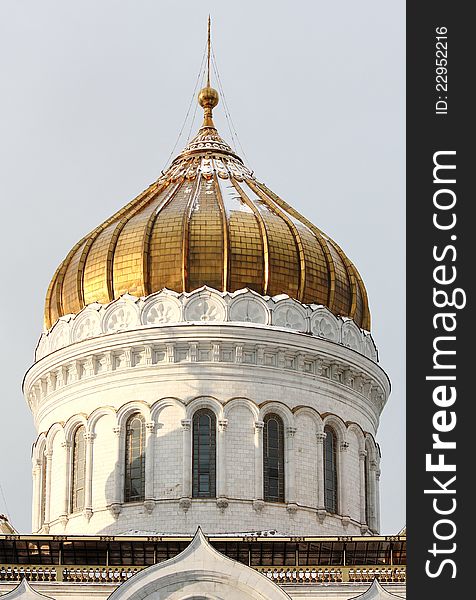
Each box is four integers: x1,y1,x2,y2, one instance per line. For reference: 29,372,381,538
143,500,155,514
83,508,93,522
317,508,327,524
340,441,350,452
108,503,122,519
181,419,192,431
59,514,69,529
254,420,265,432
84,432,96,443
286,426,297,438
113,426,122,436
252,499,265,513
216,497,229,512
218,419,228,432
316,432,326,444
341,515,351,528
286,503,298,515
146,421,156,433
179,497,192,512
359,449,368,460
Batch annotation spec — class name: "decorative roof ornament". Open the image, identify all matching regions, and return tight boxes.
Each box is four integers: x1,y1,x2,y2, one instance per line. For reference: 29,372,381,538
44,18,371,331
1,579,54,599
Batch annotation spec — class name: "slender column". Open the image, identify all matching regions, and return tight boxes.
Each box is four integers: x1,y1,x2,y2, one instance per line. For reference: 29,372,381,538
339,441,350,520
359,450,368,530
286,427,297,508
217,419,228,498
84,433,96,521
254,421,264,501
181,419,192,498
369,459,379,532
144,421,156,513
316,432,326,512
60,441,72,521
44,450,53,526
31,458,42,532
109,426,123,518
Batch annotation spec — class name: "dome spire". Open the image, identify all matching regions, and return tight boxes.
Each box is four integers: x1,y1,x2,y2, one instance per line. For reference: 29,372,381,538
198,15,219,128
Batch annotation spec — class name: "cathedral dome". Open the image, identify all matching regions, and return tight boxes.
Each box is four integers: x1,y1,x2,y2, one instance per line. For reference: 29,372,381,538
44,87,370,330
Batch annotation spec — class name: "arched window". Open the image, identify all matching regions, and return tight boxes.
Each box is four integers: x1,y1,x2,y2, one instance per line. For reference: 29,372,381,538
71,426,86,513
40,450,47,526
323,426,338,513
124,413,146,502
192,409,216,498
263,413,285,503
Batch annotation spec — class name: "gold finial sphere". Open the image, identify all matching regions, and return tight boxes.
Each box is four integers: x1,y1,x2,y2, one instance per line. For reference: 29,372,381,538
198,86,219,109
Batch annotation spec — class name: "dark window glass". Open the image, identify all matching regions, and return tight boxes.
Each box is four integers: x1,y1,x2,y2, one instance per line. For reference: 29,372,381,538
364,454,370,525
192,409,216,498
324,426,338,513
124,414,146,502
40,450,47,526
263,414,285,502
71,426,86,512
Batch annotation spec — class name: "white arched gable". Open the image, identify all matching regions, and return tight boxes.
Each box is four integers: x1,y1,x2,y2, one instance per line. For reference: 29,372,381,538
107,528,291,600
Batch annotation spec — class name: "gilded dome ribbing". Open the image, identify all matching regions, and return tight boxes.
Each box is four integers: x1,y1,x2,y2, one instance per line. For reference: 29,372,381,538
45,86,370,331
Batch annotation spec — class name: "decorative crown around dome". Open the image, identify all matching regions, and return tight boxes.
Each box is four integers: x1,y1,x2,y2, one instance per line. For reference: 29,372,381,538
44,25,370,331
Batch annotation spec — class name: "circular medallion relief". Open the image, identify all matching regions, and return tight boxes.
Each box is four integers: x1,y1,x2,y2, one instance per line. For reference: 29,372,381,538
272,302,307,332
103,302,140,333
229,297,268,325
184,294,226,322
142,296,181,325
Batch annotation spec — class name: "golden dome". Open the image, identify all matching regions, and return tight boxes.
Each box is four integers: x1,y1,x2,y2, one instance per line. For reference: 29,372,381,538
45,85,370,331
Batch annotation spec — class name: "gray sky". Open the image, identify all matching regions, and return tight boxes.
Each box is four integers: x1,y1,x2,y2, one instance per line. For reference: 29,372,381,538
0,0,405,534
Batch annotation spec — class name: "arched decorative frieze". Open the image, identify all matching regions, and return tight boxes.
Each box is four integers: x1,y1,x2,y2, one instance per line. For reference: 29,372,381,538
183,290,227,323
34,287,379,363
116,401,151,429
310,308,340,343
321,414,348,445
342,320,363,353
150,397,186,424
49,319,71,353
141,294,182,326
185,396,224,421
293,406,324,435
45,422,66,454
228,295,269,325
259,402,295,431
71,307,102,343
223,397,260,422
63,414,89,445
363,334,378,361
347,422,367,454
87,406,117,435
103,297,141,334
271,300,308,332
